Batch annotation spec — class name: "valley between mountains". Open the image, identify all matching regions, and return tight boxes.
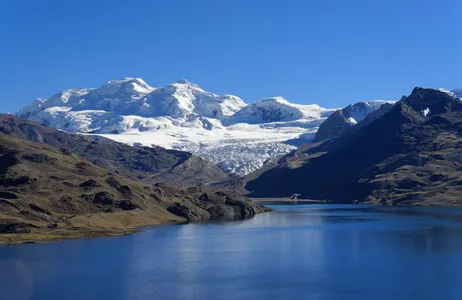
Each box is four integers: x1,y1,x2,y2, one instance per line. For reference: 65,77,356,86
1,79,462,244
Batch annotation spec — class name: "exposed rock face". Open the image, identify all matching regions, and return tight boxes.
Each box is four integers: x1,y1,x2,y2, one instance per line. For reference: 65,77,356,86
245,88,462,206
167,203,209,222
313,110,352,142
0,221,40,234
314,101,395,142
160,184,270,221
92,192,115,205
79,180,101,190
22,153,57,164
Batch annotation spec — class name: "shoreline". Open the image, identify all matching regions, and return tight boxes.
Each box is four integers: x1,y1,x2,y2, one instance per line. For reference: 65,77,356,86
0,219,183,246
3,201,461,245
0,208,272,246
252,198,328,205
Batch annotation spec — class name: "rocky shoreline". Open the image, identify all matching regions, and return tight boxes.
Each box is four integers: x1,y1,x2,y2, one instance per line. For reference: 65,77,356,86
0,205,272,245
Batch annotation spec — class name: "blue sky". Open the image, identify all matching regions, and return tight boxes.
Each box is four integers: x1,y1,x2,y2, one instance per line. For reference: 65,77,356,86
1,0,461,113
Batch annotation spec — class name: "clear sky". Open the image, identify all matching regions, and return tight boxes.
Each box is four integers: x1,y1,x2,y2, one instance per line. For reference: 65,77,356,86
1,0,461,113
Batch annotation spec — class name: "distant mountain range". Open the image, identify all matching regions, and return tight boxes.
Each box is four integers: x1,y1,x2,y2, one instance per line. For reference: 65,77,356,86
244,87,462,206
17,78,402,175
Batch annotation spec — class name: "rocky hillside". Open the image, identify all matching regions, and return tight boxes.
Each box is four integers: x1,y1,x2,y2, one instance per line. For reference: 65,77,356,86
0,133,269,244
245,87,462,206
0,114,229,186
314,100,395,142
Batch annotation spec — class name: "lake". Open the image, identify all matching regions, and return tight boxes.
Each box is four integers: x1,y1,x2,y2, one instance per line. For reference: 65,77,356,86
2,204,462,300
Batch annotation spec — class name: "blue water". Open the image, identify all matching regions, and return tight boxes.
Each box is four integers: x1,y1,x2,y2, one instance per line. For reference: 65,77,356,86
2,204,462,300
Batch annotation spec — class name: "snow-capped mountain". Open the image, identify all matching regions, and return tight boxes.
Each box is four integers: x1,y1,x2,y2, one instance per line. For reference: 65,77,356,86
227,97,332,124
18,78,153,117
341,100,396,125
17,78,394,176
141,79,246,119
313,100,397,142
436,88,462,99
451,89,462,99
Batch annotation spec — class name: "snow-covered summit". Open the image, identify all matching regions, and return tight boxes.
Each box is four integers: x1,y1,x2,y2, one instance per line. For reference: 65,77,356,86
174,78,200,87
342,100,396,124
104,77,155,95
228,96,332,124
17,77,397,176
451,89,462,99
141,79,246,120
18,78,249,124
17,98,47,117
313,100,397,142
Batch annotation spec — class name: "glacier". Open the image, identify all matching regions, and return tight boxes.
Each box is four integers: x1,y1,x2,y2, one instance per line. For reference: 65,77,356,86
17,77,398,176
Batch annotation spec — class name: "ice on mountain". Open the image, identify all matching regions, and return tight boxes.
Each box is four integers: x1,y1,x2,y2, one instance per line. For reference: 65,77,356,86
347,117,357,125
17,77,409,176
343,100,395,124
438,88,455,98
421,107,430,117
451,89,462,99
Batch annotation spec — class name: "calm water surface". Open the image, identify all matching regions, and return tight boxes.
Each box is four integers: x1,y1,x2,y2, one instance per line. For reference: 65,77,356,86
2,204,462,300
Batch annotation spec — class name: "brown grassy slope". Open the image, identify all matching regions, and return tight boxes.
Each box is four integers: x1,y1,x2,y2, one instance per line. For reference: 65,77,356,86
0,134,269,244
0,114,230,186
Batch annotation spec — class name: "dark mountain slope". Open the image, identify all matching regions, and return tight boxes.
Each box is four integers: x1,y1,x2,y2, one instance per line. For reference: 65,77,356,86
245,88,462,205
0,114,230,186
314,101,394,142
0,133,268,244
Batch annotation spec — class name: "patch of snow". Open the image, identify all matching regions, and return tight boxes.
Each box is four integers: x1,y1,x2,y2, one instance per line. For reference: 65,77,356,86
343,100,396,123
451,89,462,99
96,122,305,176
16,98,47,117
421,107,430,117
438,88,454,97
347,117,358,125
140,80,246,120
228,96,332,124
17,77,402,176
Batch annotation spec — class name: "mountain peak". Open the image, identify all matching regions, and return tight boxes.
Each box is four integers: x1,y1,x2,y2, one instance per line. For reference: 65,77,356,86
403,87,462,115
172,78,200,87
176,79,192,84
412,87,458,100
313,99,396,142
245,86,462,205
411,86,425,94
107,77,147,85
437,88,456,97
104,77,154,94
259,96,289,104
452,89,462,99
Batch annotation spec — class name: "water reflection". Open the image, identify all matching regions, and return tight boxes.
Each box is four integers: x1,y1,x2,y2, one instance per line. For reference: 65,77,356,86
1,204,462,300
0,235,137,300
